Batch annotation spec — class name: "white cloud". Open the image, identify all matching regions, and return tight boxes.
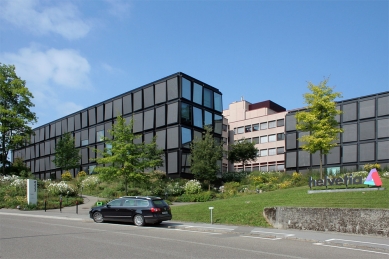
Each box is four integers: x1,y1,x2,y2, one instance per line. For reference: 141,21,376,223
105,0,131,19
0,0,90,40
1,46,91,125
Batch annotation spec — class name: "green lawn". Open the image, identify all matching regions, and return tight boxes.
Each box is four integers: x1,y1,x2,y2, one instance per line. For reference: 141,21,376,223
171,178,389,227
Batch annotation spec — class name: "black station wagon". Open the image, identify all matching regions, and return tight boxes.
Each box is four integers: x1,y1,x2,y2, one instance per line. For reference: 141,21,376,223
89,196,172,226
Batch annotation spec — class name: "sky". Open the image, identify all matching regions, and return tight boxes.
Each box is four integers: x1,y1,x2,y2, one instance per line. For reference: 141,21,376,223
0,0,388,128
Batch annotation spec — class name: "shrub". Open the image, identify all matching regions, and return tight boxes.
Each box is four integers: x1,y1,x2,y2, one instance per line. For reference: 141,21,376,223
222,181,240,196
176,191,214,202
81,176,100,189
61,171,73,181
363,163,381,172
184,180,202,194
77,171,87,178
47,181,76,196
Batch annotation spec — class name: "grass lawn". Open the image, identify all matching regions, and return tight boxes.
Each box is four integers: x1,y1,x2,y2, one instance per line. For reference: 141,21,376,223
171,178,389,227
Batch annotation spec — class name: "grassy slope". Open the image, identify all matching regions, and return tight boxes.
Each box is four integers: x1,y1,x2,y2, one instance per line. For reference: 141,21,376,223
171,178,389,227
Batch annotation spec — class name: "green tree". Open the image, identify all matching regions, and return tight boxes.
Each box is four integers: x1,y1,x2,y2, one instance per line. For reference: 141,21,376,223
0,63,37,175
190,126,224,190
93,116,164,195
228,139,258,170
52,132,81,171
295,78,343,178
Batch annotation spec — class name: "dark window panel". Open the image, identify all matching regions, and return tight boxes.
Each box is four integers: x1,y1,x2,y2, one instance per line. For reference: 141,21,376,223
155,82,166,104
285,151,296,168
181,153,191,173
167,127,179,149
26,147,31,159
105,102,113,120
377,96,389,116
167,152,178,174
193,130,202,141
156,130,166,149
377,118,389,138
105,122,112,140
298,150,310,167
62,119,68,134
204,111,212,129
342,123,357,142
133,90,142,111
359,120,375,140
75,132,80,147
81,148,88,164
167,102,178,125
214,92,222,112
359,142,375,162
81,129,88,143
74,114,81,130
326,146,340,164
45,157,50,172
377,141,389,160
181,127,192,148
181,103,192,125
335,106,341,123
39,128,44,141
113,98,123,117
82,111,88,128
167,77,178,101
155,106,165,128
143,86,154,108
40,158,45,172
44,141,50,156
359,99,375,119
89,146,96,160
214,114,222,134
89,127,96,144
343,145,357,163
133,112,143,133
123,94,132,115
286,132,296,150
40,143,44,158
181,78,191,100
203,88,213,109
144,132,153,144
50,139,56,154
88,108,96,125
45,126,50,139
30,146,35,159
144,109,154,130
277,119,285,127
285,115,296,131
193,83,202,105
342,102,357,122
55,121,61,136
68,116,75,132
193,107,202,128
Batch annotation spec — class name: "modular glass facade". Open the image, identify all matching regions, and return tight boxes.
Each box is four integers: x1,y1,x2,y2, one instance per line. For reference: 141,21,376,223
13,72,223,180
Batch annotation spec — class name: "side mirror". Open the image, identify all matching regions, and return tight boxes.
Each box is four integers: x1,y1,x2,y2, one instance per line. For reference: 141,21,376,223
106,204,111,208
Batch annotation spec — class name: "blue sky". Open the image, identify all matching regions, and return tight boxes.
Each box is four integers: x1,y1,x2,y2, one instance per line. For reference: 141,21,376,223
1,0,388,127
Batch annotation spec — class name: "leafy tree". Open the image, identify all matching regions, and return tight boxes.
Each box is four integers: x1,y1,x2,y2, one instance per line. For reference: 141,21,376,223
0,63,37,175
93,116,164,195
295,78,343,178
228,139,258,170
190,126,224,190
52,132,81,172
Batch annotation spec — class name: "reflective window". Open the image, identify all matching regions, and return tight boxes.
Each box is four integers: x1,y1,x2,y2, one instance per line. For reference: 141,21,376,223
97,130,104,142
260,122,267,130
143,86,154,108
88,108,96,125
88,165,96,175
89,127,96,144
277,164,285,171
193,107,202,128
181,78,191,100
105,102,113,120
82,139,89,146
223,124,228,131
56,121,62,136
67,117,74,132
260,135,268,143
277,147,284,154
252,124,259,131
167,152,177,174
245,125,251,132
269,134,276,142
156,130,166,149
252,137,259,144
181,103,192,125
193,83,202,105
204,88,213,109
214,115,222,134
268,121,276,128
167,77,178,101
74,114,81,130
167,127,179,149
133,90,142,111
260,149,268,157
277,119,284,127
155,106,166,127
133,113,143,133
182,127,192,148
167,102,178,124
144,109,154,130
237,127,244,134
269,148,276,156
106,143,112,155
204,111,212,128
214,92,222,112
113,98,123,117
277,133,285,141
155,82,166,104
123,94,132,115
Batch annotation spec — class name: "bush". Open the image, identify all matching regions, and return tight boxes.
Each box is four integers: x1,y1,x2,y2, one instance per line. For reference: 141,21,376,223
222,171,250,183
61,171,73,181
47,181,76,196
176,191,215,202
77,171,87,178
184,180,202,194
363,163,381,172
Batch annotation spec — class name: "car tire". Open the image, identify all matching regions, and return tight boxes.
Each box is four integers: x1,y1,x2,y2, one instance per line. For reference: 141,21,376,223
93,212,104,223
133,214,145,226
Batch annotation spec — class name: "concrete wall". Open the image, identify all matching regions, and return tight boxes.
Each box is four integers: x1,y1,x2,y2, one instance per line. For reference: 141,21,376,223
263,207,389,237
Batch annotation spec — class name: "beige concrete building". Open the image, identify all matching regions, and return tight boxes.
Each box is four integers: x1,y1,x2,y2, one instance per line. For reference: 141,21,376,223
223,99,287,172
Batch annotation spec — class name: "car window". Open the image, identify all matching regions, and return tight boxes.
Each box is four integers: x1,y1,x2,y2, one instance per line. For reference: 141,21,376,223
136,199,149,207
152,199,168,207
123,199,136,207
107,199,123,206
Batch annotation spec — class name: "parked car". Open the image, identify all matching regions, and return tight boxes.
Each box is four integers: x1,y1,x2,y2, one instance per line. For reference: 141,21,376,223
89,196,172,226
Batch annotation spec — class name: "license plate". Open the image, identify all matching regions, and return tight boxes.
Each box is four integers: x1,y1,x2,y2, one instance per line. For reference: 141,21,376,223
162,211,168,215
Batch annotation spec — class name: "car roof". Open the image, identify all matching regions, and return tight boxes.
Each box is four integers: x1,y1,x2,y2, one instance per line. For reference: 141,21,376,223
119,196,163,200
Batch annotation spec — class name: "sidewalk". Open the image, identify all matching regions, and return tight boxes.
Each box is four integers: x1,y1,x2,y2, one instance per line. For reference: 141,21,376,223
1,196,388,253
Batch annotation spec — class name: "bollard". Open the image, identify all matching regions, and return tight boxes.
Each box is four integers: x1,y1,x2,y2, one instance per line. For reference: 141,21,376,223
44,200,47,212
76,200,78,214
209,207,214,224
60,195,63,213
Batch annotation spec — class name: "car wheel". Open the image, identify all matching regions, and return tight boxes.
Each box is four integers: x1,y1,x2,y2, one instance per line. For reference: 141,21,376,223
133,214,145,226
93,212,104,223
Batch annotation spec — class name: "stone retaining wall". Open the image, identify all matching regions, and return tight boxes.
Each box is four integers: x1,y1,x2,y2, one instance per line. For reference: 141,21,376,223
263,207,389,237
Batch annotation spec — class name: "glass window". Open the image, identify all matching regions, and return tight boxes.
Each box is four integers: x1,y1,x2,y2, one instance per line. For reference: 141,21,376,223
167,152,177,174
89,127,96,144
277,119,284,127
277,147,284,154
252,124,259,131
143,86,154,108
167,102,178,124
234,128,237,134
193,107,202,128
97,130,104,142
81,139,89,146
113,98,123,117
156,130,166,149
144,109,154,130
56,121,62,136
155,106,165,128
269,148,276,156
268,120,276,128
106,143,112,155
67,117,74,132
97,105,104,123
105,102,112,120
181,103,192,125
277,133,285,141
181,78,191,100
260,166,267,172
181,127,192,148
193,83,202,105
268,165,276,171
75,132,80,147
260,149,268,157
204,111,212,128
260,135,268,143
237,127,244,134
245,125,251,132
167,127,179,149
133,90,142,111
204,88,213,109
277,164,285,171
155,82,166,104
167,77,178,101
214,115,222,134
252,137,259,144
74,114,81,130
123,94,132,115
133,113,143,133
269,134,276,142
214,92,222,112
223,124,228,131
260,122,267,130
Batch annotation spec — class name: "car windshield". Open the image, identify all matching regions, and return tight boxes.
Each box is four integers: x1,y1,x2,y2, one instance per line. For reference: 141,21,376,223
107,199,122,206
152,199,168,208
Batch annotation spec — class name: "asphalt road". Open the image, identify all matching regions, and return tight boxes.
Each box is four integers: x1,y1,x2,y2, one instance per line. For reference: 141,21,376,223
1,213,388,259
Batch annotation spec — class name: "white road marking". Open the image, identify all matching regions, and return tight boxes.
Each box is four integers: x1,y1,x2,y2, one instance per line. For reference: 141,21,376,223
251,230,295,237
325,238,389,248
241,235,282,241
0,212,83,221
313,243,389,256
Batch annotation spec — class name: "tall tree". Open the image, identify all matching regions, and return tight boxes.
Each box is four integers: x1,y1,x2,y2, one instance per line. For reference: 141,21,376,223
295,78,343,178
0,63,37,175
190,126,224,190
228,139,258,170
52,132,81,172
93,116,164,195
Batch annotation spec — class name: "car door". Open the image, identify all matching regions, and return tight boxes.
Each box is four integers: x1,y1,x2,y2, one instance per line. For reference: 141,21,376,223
121,198,137,221
101,199,124,221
